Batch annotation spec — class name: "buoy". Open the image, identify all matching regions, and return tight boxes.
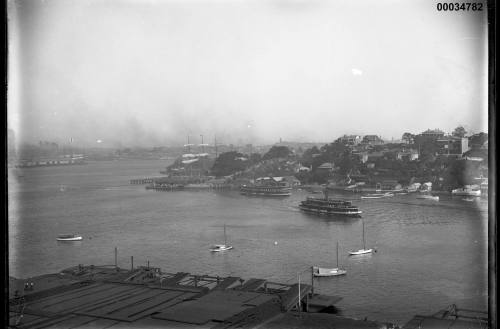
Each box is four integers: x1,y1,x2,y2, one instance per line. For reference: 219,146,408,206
274,241,278,245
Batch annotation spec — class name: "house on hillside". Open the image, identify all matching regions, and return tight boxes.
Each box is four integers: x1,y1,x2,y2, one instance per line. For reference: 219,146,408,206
317,162,334,173
339,135,362,146
436,136,469,155
396,149,419,161
418,129,445,141
361,135,384,146
353,152,369,163
367,152,385,162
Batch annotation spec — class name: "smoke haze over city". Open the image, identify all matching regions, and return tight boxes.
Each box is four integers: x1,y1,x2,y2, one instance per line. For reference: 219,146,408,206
8,0,488,148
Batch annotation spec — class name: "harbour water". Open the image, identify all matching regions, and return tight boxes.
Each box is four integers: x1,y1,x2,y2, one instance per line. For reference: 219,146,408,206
8,159,489,325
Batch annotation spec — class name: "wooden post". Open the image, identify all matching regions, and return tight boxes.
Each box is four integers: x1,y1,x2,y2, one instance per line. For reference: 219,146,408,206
311,266,314,295
114,247,117,269
147,261,150,269
298,274,301,314
131,256,134,271
306,293,309,312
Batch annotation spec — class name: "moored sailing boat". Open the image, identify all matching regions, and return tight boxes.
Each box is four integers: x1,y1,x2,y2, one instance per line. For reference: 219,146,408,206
210,224,233,252
313,241,347,277
349,220,372,255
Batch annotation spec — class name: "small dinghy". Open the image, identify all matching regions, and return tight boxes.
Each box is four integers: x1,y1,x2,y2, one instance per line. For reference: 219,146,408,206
56,234,83,241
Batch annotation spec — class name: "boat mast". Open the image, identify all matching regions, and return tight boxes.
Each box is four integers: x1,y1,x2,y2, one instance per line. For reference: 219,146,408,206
336,241,339,268
362,220,366,250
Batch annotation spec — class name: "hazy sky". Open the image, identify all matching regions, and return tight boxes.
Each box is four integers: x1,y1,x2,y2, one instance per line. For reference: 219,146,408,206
8,0,488,147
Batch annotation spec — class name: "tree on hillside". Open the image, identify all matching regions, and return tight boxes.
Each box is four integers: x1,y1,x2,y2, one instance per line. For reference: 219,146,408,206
249,153,262,165
452,126,467,138
262,146,292,160
299,146,321,167
402,132,415,144
211,151,248,177
469,132,488,148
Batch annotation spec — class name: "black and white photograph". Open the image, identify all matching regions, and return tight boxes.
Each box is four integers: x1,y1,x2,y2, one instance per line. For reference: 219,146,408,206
7,0,493,328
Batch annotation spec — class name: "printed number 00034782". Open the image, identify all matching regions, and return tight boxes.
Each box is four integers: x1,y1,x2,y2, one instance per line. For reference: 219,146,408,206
436,2,483,11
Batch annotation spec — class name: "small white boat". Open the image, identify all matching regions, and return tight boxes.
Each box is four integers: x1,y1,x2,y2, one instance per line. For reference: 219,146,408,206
313,242,346,277
313,266,346,276
452,186,481,197
349,248,373,255
349,220,373,256
417,195,439,201
209,244,233,252
56,234,83,241
462,197,475,202
210,224,233,252
361,193,385,199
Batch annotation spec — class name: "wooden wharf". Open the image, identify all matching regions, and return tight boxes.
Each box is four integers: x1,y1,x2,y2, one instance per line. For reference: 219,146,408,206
8,264,377,329
130,177,163,185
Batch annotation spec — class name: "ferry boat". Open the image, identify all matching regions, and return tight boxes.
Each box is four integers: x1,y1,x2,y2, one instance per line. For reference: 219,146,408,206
240,177,292,197
451,186,481,197
299,197,362,216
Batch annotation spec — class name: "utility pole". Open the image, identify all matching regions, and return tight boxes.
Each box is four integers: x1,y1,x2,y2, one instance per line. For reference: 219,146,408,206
214,135,218,158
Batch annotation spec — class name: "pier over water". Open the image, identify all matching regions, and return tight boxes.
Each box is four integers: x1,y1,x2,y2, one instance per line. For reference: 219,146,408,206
9,264,375,329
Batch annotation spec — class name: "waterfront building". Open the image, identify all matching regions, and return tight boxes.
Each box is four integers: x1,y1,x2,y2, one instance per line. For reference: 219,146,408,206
282,175,302,187
377,180,403,191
